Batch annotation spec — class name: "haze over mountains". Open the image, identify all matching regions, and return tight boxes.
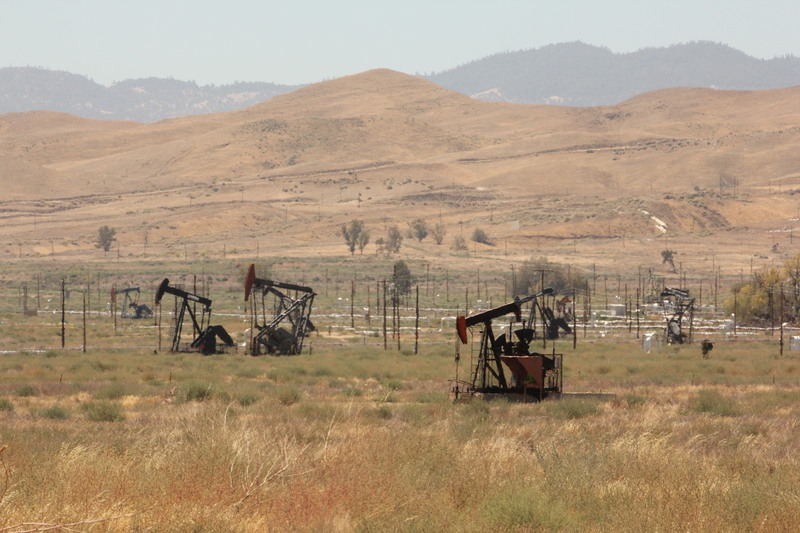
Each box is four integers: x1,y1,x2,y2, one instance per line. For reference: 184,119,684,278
3,41,800,123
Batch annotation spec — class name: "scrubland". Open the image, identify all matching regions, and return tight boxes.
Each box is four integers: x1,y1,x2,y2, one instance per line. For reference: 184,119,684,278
1,340,799,532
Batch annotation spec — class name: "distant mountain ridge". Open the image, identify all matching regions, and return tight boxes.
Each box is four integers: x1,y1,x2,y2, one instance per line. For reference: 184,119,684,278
2,41,800,122
427,41,800,106
0,67,302,122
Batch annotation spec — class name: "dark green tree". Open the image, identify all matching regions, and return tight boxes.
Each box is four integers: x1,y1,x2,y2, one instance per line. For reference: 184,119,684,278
96,226,117,253
341,219,365,255
393,260,413,295
430,222,447,245
409,218,428,242
385,225,403,255
471,228,490,245
516,257,589,296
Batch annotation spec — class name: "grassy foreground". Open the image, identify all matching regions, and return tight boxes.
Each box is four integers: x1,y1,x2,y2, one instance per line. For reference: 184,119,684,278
1,341,799,532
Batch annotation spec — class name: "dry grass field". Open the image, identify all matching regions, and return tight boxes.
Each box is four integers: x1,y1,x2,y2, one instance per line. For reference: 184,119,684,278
1,338,799,531
2,69,800,530
1,257,800,531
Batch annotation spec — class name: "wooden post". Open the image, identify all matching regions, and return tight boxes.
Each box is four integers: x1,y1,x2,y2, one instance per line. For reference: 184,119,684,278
82,292,87,353
636,287,641,339
61,278,66,348
414,285,420,355
572,290,577,349
780,283,785,356
383,280,387,350
350,280,355,329
158,300,162,353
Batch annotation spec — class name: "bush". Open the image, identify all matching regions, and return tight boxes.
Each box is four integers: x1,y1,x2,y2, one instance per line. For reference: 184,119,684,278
237,393,260,407
177,381,214,403
40,404,70,420
276,386,301,406
82,401,125,422
94,383,128,400
542,397,601,419
0,397,13,412
471,228,490,245
689,389,741,417
15,385,37,397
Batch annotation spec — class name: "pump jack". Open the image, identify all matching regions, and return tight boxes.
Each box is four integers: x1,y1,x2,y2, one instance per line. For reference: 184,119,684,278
154,278,234,355
661,287,694,344
244,264,316,356
112,286,152,319
453,288,564,401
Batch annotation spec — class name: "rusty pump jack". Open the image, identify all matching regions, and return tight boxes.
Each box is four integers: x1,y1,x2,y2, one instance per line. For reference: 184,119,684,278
244,264,316,356
453,288,563,401
154,278,234,355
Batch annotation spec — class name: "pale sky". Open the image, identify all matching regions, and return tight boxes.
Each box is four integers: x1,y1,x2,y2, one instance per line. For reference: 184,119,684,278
2,0,798,86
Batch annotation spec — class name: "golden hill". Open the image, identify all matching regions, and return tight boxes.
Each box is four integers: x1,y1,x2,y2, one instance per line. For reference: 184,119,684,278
2,69,800,275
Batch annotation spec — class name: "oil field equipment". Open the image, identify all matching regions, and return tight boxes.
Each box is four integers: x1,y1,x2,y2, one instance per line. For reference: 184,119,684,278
452,288,564,401
661,287,695,344
112,286,152,319
154,278,234,355
244,263,316,356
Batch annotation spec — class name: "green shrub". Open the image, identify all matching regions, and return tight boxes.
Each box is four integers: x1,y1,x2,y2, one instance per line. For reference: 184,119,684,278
237,393,260,407
276,386,301,406
622,393,648,407
177,381,214,403
40,404,70,420
15,385,37,397
383,379,404,391
82,401,125,422
342,387,364,397
543,397,601,419
94,382,128,400
0,397,13,412
689,388,741,417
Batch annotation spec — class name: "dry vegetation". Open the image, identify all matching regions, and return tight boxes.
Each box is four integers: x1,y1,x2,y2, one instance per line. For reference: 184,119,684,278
3,69,800,530
1,341,799,532
1,257,800,531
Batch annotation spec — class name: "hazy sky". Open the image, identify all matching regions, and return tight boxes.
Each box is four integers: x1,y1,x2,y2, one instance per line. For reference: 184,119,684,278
2,0,798,86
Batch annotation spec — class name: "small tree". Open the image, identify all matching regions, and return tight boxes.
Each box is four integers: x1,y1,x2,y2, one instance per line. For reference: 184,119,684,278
393,260,413,295
516,257,589,296
452,236,467,251
341,219,365,255
357,229,370,255
385,226,403,255
409,218,428,242
661,249,676,272
96,226,116,253
431,222,447,245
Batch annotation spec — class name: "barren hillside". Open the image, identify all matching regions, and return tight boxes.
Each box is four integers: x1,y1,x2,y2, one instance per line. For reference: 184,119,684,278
2,69,799,277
